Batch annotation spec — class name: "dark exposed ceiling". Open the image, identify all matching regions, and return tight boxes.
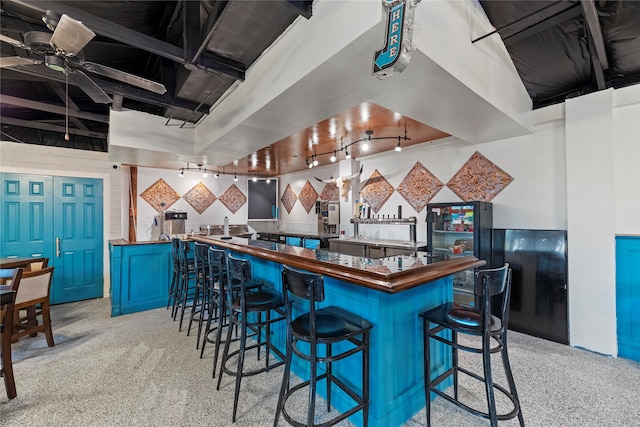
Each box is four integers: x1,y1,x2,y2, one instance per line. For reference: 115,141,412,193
0,0,638,158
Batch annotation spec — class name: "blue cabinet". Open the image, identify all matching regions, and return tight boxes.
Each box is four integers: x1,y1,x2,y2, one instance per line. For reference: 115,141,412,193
285,236,302,247
303,238,321,249
616,236,640,361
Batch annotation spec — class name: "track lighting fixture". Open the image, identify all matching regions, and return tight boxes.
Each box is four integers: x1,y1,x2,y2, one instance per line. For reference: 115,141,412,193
215,172,219,178
253,175,257,182
305,128,409,166
177,163,212,178
179,169,184,177
266,178,271,184
234,173,238,181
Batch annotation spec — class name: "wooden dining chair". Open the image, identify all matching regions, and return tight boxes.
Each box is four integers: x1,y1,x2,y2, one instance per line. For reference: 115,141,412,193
1,268,23,399
12,267,55,347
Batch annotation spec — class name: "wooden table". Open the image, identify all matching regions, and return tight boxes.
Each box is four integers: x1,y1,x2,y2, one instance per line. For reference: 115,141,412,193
0,289,15,306
0,258,36,270
1,288,17,399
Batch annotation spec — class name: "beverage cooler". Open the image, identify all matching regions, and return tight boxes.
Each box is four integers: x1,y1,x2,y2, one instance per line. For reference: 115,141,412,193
426,201,492,305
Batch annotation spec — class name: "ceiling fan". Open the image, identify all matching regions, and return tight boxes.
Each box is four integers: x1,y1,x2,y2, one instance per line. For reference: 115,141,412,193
0,11,167,104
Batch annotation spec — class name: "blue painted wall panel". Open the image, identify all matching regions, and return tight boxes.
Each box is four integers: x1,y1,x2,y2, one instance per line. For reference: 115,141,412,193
616,236,640,361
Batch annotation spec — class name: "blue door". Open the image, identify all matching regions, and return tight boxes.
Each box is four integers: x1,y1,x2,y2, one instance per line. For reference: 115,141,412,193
0,173,103,304
52,177,103,304
0,174,54,260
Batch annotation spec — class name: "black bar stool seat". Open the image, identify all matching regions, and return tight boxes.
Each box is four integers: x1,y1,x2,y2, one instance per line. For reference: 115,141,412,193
420,263,524,427
275,265,372,427
217,254,286,423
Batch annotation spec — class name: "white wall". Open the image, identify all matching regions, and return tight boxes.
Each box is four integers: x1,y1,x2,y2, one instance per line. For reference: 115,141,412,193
272,85,640,357
135,167,251,241
0,141,121,298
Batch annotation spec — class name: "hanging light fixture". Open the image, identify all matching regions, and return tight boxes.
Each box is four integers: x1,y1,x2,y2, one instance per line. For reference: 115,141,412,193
305,127,409,166
64,70,69,141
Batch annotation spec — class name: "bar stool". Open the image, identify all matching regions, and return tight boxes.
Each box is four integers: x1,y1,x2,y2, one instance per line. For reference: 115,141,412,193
188,242,210,346
199,247,227,376
167,237,180,311
274,265,372,427
176,239,197,330
217,254,286,422
420,263,524,427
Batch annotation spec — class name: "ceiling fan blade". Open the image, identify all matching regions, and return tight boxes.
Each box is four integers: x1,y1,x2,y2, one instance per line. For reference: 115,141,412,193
50,14,95,56
0,33,30,50
82,61,167,94
0,56,41,68
68,70,112,104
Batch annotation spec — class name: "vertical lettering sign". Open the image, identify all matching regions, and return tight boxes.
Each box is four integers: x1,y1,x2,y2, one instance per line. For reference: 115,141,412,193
373,0,418,79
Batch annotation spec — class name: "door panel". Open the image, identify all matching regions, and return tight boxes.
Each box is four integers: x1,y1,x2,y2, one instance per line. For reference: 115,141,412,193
1,174,54,259
52,177,103,304
1,173,103,305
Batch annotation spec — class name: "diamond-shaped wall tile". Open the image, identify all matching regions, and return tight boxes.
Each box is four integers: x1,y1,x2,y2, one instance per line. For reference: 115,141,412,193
397,162,443,213
281,184,298,214
360,169,394,214
298,181,319,213
320,182,340,202
447,151,513,202
140,178,180,212
219,184,247,214
183,182,216,214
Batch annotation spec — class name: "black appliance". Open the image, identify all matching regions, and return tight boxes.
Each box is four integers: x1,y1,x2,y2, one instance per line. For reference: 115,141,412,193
492,229,568,344
426,201,493,305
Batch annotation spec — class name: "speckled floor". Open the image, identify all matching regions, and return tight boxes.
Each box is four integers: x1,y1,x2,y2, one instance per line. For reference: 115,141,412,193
1,298,639,426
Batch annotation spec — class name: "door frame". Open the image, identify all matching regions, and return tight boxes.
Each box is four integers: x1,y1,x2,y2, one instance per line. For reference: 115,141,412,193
1,165,116,300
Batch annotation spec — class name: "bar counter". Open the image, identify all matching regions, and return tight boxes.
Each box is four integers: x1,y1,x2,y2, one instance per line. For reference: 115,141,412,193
192,236,483,427
191,235,483,293
109,236,484,426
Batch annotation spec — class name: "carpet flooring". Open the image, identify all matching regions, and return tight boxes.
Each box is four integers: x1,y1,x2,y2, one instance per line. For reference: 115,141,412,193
1,298,639,426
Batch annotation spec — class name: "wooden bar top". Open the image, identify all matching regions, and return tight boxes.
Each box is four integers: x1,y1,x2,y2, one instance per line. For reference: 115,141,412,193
192,235,485,294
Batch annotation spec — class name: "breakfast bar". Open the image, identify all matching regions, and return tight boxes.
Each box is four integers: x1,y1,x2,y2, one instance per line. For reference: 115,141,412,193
190,235,484,427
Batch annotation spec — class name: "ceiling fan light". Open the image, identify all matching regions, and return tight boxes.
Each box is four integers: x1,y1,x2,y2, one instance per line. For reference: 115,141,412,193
44,55,65,72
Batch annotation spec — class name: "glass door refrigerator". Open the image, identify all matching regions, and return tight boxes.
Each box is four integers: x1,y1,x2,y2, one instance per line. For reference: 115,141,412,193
426,201,493,305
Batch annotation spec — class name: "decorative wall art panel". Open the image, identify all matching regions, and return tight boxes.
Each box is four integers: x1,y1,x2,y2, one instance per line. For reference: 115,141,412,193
281,184,298,214
218,184,247,214
396,162,443,212
319,182,340,202
447,151,514,202
183,182,216,214
299,181,319,213
360,169,394,214
140,178,180,212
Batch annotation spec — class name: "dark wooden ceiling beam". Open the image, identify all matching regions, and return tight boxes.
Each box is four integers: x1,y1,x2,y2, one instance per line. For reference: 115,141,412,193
1,94,109,123
581,0,609,90
284,1,313,20
0,116,108,139
503,3,582,46
5,64,210,115
48,81,90,130
8,0,245,80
